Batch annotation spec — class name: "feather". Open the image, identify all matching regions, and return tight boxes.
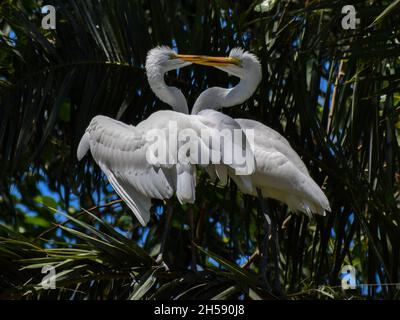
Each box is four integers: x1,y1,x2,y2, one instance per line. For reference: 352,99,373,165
77,132,90,161
176,164,196,204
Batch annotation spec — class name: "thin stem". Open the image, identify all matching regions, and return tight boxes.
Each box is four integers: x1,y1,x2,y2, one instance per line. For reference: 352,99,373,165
36,199,122,239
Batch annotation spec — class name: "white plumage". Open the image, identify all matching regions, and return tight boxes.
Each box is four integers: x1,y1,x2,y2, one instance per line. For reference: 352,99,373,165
146,47,331,215
181,47,331,216
233,119,330,216
77,109,254,226
78,46,330,228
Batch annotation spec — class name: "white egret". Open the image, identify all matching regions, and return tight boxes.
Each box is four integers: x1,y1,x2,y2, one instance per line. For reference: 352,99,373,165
186,48,331,293
146,46,330,217
190,48,331,217
78,48,254,228
146,47,330,290
144,46,256,266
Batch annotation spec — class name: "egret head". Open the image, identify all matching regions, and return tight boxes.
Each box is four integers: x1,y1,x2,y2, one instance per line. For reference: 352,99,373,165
146,46,196,74
190,48,262,86
190,48,262,114
146,46,207,114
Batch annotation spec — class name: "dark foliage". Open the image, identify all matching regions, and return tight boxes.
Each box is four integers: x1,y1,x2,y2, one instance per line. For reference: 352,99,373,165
0,0,399,299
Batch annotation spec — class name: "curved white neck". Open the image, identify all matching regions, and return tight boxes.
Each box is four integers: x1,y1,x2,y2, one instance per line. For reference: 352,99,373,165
191,77,256,115
147,71,189,114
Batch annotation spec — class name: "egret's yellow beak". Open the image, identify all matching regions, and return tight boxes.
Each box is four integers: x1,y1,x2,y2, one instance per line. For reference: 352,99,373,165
174,54,241,67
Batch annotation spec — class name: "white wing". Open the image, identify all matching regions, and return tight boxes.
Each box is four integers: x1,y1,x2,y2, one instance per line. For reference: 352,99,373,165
195,109,256,180
213,118,330,216
77,111,254,225
230,146,330,216
236,118,310,177
77,115,176,226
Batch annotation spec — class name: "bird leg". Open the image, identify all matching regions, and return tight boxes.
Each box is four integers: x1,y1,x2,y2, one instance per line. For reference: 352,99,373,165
156,204,173,271
256,189,283,296
256,188,272,288
270,210,284,296
189,208,198,272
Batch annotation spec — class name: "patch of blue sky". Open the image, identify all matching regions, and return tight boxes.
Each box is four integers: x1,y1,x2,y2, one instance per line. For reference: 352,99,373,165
375,271,382,294
36,171,75,210
10,183,21,198
242,32,251,42
103,213,114,224
105,182,114,193
318,95,325,106
342,210,355,235
7,30,17,46
358,273,382,295
171,38,177,51
90,188,101,205
53,211,68,224
15,203,35,217
292,38,300,49
68,194,81,209
10,183,40,217
207,256,220,268
137,228,150,247
220,18,227,29
215,221,225,237
323,61,331,72
360,283,369,295
37,180,61,202
65,222,76,230
320,77,328,93
323,90,332,110
155,205,164,216
236,255,248,266
43,242,54,249
114,226,131,239
63,235,77,245
329,132,339,145
56,228,62,238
